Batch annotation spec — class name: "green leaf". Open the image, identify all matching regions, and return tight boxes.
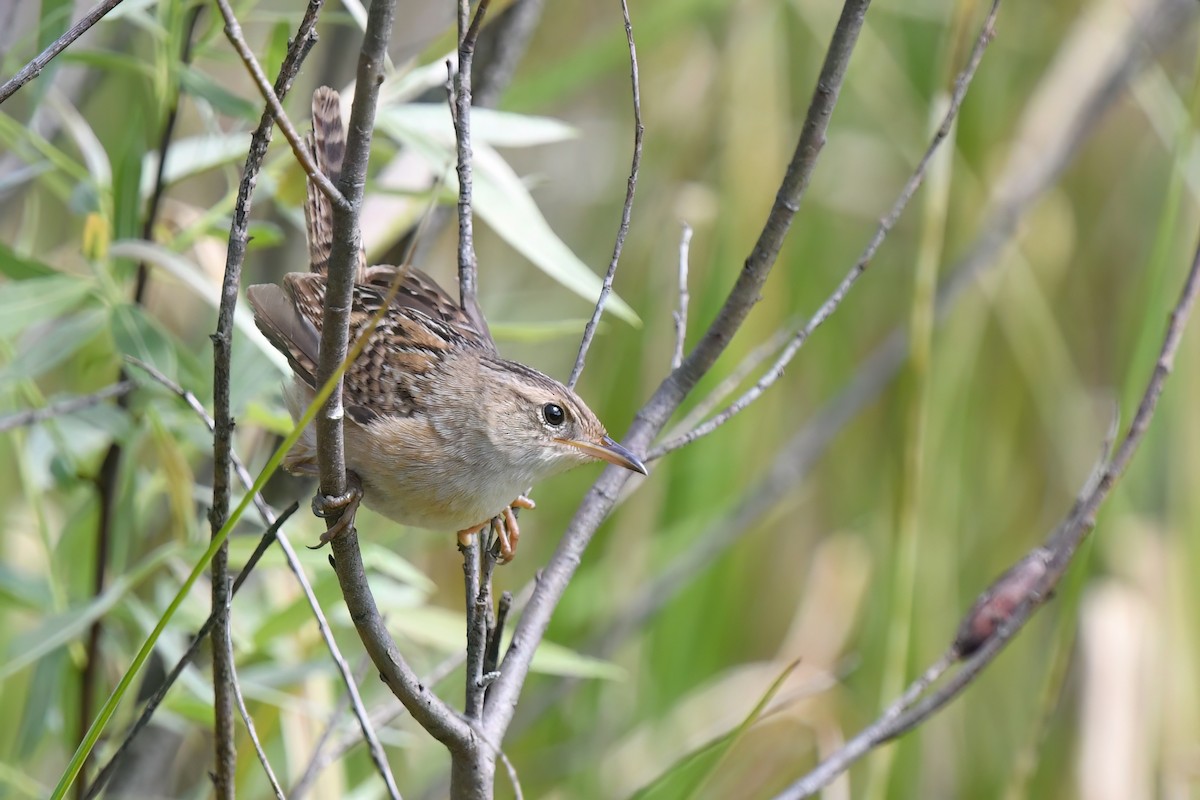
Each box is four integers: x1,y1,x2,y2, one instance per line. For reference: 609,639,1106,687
0,544,180,681
109,303,178,380
0,242,55,280
139,132,252,200
377,118,640,325
106,239,290,374
630,660,801,800
490,318,601,343
0,564,52,611
180,67,259,121
0,307,107,387
264,21,292,82
0,275,96,339
377,104,579,148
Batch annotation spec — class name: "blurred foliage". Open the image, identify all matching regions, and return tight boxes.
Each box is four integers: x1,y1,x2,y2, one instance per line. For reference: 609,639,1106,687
2,0,1199,798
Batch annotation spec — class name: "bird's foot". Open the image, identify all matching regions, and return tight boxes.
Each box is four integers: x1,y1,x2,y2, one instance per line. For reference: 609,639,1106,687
310,471,364,547
458,496,534,564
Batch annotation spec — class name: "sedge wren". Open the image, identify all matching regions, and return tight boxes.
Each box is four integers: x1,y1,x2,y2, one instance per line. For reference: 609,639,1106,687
248,87,647,561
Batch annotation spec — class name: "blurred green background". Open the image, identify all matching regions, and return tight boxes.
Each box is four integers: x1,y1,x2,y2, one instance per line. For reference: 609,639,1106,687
2,0,1199,797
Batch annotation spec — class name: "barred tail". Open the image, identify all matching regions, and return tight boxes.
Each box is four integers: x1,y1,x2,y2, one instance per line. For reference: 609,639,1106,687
304,86,366,280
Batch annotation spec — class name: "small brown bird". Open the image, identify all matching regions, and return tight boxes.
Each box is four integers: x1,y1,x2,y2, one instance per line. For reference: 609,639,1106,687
248,87,646,561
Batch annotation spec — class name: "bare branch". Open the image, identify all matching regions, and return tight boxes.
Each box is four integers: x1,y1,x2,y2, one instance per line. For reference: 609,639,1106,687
83,502,299,800
314,0,474,772
523,0,1183,734
568,0,643,389
453,0,492,311
671,223,692,370
213,0,348,212
226,605,287,800
483,0,873,742
0,381,133,433
207,1,323,792
292,654,465,798
649,0,1000,460
0,0,124,104
115,356,400,797
774,164,1200,800
462,535,487,721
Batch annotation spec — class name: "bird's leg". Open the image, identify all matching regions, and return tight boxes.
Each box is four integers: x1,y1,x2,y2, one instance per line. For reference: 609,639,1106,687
460,497,536,563
311,470,364,546
458,520,489,549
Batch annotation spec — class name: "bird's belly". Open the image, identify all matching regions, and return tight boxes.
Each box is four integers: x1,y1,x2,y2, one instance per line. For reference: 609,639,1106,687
344,415,536,531
357,471,527,531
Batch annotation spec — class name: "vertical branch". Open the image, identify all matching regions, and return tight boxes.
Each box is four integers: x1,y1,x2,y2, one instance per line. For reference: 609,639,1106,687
462,536,486,720
454,0,491,310
80,11,202,797
311,0,476,795
567,0,643,389
209,1,323,794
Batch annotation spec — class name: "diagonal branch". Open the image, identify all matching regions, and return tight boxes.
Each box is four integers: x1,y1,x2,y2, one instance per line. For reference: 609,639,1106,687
0,381,132,433
482,0,874,742
775,221,1200,799
649,0,1000,459
0,0,125,104
213,0,348,212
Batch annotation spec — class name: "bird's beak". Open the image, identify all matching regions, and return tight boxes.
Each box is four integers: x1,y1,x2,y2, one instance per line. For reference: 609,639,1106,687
558,435,649,475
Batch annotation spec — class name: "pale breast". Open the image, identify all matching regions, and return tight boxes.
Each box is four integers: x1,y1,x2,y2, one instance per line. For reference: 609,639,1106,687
344,414,537,531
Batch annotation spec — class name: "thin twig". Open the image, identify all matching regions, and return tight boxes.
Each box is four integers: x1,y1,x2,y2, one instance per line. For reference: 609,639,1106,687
78,13,206,793
777,230,1200,796
453,0,492,312
0,382,133,433
135,4,203,303
661,324,795,444
120,357,396,797
462,535,487,720
316,0,473,776
472,0,545,109
204,3,401,794
293,653,466,797
567,0,643,389
208,2,323,792
82,502,298,799
483,0,872,744
671,223,692,370
226,598,287,800
286,654,369,798
484,591,512,677
212,0,348,212
648,0,1000,460
510,0,1188,748
0,0,125,104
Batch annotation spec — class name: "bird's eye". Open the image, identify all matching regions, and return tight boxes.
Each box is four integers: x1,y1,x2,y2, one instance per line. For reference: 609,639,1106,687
542,403,566,426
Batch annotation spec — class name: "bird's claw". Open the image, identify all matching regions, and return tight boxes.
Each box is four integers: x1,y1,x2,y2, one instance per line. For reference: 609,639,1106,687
309,472,364,548
458,496,532,564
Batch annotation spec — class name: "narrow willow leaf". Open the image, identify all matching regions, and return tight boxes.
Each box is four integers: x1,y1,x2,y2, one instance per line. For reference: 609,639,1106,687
107,239,290,374
0,544,180,681
139,132,253,199
0,275,93,337
377,104,579,148
180,67,260,121
109,303,179,379
380,123,639,324
0,307,107,387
